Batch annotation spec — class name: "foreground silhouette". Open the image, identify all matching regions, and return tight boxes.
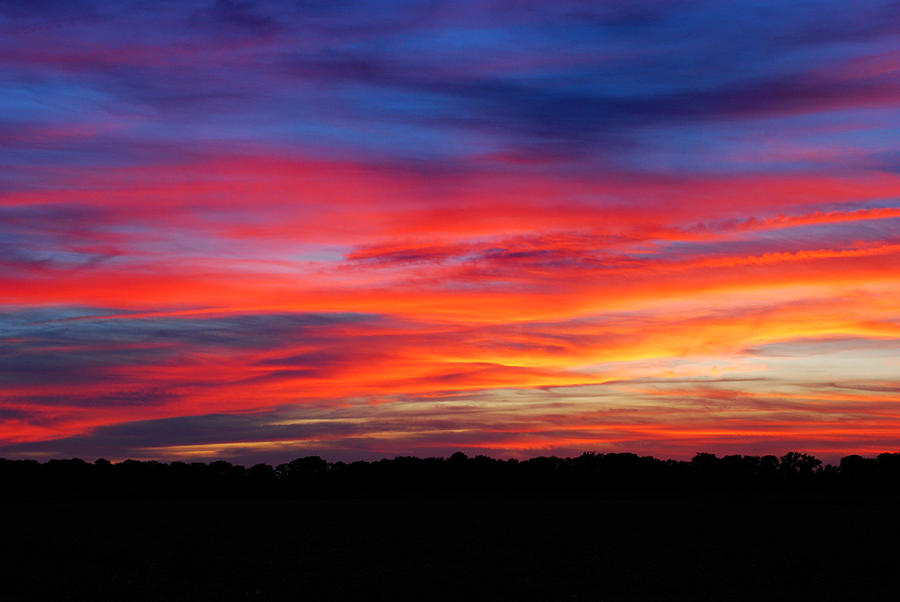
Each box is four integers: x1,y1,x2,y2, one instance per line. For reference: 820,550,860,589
3,450,900,497
4,451,900,601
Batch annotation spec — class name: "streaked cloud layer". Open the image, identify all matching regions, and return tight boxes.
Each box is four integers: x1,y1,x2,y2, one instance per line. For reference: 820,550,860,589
2,0,899,463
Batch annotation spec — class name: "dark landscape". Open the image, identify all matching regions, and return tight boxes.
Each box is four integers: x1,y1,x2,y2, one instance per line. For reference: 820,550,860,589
5,451,900,601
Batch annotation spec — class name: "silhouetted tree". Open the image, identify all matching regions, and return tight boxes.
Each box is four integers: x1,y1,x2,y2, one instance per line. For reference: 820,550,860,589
6,450,900,498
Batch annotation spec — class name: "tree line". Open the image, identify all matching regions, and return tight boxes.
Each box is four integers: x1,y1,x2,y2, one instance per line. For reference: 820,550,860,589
3,451,900,497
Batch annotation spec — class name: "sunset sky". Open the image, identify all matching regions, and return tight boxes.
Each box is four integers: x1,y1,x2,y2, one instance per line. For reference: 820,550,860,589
2,0,899,464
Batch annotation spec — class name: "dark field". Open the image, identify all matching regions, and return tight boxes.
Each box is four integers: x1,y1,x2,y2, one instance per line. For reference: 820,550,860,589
5,494,900,601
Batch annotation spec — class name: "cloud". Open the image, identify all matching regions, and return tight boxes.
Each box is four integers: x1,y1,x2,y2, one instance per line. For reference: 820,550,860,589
6,370,900,464
0,0,99,21
188,0,281,36
2,0,900,462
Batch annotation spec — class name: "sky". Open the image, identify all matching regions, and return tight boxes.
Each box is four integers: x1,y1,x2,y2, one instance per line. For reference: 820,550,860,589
1,0,899,465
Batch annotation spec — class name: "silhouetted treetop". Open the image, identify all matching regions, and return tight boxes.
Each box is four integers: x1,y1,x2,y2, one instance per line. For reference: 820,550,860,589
2,451,900,499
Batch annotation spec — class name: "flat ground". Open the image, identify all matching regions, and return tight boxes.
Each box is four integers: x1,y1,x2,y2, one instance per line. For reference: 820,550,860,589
4,495,899,601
